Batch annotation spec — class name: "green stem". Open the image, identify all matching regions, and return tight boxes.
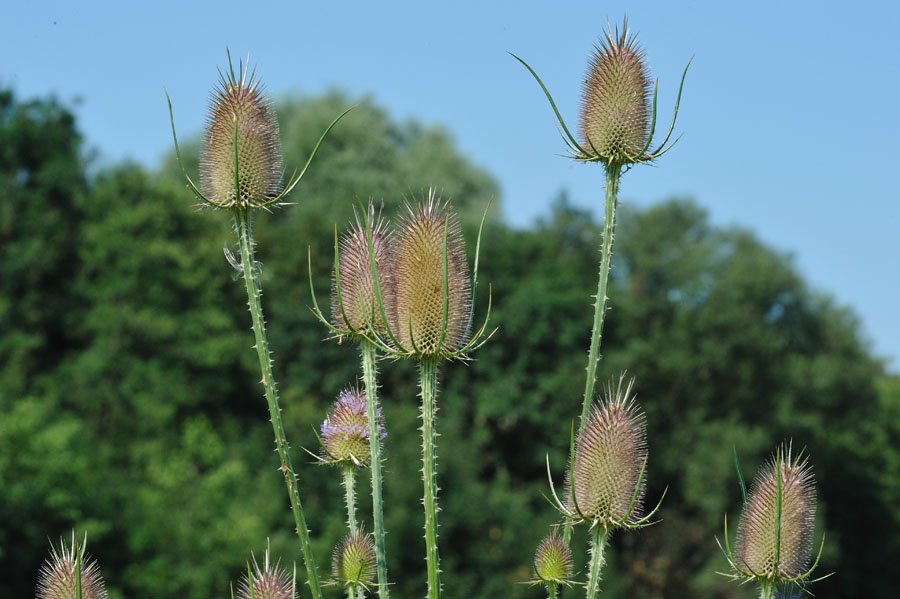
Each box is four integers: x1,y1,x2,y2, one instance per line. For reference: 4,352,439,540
547,581,559,599
234,210,322,599
580,164,621,427
361,340,390,599
585,526,608,599
758,581,776,599
342,466,358,532
419,358,442,599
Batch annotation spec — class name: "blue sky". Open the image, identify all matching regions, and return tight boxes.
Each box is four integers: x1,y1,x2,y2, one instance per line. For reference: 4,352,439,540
3,1,898,370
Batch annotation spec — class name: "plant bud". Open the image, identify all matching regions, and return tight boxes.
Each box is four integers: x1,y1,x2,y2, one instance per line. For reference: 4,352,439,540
533,532,573,583
332,204,391,335
332,531,376,587
320,386,385,467
237,548,293,599
389,188,472,358
567,376,647,525
37,535,107,599
201,63,283,209
735,445,816,579
580,21,652,164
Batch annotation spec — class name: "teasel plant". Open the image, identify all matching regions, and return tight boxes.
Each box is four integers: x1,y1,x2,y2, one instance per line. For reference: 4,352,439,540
512,18,691,428
718,443,830,599
36,532,107,599
308,201,393,598
315,385,386,599
311,189,494,599
527,529,576,599
543,375,664,599
331,530,378,597
166,50,353,599
235,542,296,599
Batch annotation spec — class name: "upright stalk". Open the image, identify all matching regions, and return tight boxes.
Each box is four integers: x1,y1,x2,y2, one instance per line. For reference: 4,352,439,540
546,581,559,599
758,581,776,599
585,526,609,599
361,339,390,598
419,357,442,599
580,164,621,427
235,210,322,599
342,466,358,532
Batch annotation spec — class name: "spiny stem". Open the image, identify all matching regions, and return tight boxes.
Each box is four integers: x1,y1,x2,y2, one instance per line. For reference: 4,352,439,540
758,580,776,599
342,466,358,532
361,340,390,599
585,526,609,599
547,581,559,599
235,210,323,599
419,357,442,599
580,164,621,427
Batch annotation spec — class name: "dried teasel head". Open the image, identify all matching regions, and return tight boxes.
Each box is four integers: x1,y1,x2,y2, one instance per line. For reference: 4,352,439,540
332,202,392,336
733,444,817,581
565,375,648,527
200,54,283,209
237,544,294,599
320,386,385,467
533,531,574,584
579,19,653,165
37,533,107,599
332,531,376,588
388,188,472,359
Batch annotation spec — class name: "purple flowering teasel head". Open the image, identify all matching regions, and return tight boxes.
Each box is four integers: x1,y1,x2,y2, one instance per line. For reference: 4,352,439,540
320,386,386,467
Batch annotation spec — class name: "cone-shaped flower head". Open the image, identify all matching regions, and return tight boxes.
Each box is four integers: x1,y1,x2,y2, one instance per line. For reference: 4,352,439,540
389,188,472,358
201,59,283,209
37,534,107,599
734,445,816,580
533,532,574,584
237,546,294,599
579,20,652,165
320,386,386,467
332,531,377,587
332,203,392,335
566,376,647,526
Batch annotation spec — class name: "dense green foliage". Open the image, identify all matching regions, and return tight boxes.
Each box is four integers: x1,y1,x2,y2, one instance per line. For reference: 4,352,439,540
1,88,896,598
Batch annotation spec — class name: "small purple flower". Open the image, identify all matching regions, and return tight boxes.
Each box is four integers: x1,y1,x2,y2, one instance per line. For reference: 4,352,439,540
320,386,385,467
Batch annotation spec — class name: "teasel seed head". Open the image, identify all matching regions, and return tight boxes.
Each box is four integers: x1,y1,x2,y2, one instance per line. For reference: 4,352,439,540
201,57,283,209
332,202,392,336
579,19,653,165
332,531,377,588
389,188,472,359
237,544,294,599
566,375,647,527
37,533,107,599
320,386,385,467
734,444,816,581
533,531,574,584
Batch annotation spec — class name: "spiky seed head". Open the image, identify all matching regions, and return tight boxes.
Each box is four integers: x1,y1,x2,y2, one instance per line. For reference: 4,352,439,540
237,546,294,599
389,188,472,358
734,444,816,580
332,531,376,587
36,534,107,599
332,203,392,335
201,59,283,209
320,386,385,467
566,376,647,525
534,532,574,583
579,20,653,165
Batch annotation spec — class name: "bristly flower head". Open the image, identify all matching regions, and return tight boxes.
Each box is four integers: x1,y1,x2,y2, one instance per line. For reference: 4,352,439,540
37,533,107,599
201,55,283,209
720,443,824,589
388,188,472,359
320,386,385,467
580,19,652,165
554,375,662,529
533,531,574,585
332,201,392,336
237,544,294,599
332,531,377,589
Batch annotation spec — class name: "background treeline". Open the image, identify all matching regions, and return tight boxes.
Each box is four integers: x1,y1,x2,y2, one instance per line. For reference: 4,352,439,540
2,87,898,598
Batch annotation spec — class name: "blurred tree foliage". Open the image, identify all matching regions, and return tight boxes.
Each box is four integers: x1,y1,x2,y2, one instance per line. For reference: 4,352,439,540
1,87,896,598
